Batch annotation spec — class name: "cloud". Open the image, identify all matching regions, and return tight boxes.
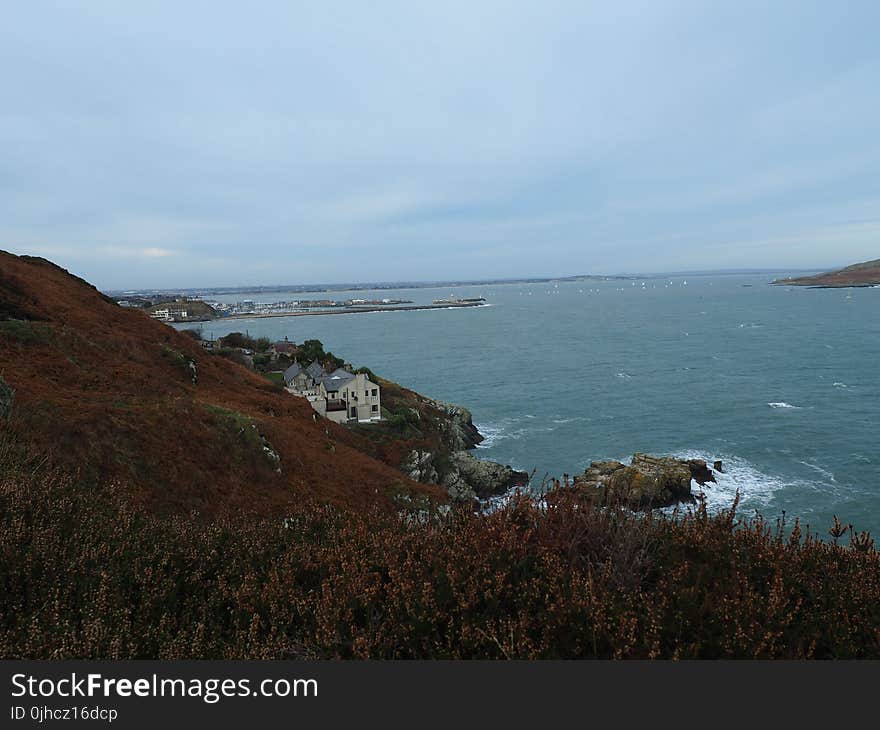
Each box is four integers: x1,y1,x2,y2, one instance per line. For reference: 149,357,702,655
141,247,174,258
1,1,879,288
99,246,176,259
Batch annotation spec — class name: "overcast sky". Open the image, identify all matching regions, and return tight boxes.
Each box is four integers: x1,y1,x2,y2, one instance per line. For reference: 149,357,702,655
2,1,880,289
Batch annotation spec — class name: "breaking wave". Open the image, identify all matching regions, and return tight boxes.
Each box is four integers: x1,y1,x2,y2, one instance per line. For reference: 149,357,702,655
672,450,801,512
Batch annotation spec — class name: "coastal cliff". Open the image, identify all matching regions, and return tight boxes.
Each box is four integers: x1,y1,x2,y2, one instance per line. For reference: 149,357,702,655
349,385,529,504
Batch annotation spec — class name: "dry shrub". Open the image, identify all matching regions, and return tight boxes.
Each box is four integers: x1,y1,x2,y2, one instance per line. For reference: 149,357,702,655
1,451,878,659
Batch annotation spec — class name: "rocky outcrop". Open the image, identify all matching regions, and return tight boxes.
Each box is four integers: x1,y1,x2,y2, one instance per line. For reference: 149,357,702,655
422,398,483,450
571,453,716,510
396,396,530,504
402,450,440,485
442,451,529,502
404,448,528,504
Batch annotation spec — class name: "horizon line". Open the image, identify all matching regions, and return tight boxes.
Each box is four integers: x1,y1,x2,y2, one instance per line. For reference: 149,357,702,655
101,266,826,295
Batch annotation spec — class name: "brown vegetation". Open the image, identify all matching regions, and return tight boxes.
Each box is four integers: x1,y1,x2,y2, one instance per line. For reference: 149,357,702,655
773,257,880,287
2,445,878,659
0,251,441,516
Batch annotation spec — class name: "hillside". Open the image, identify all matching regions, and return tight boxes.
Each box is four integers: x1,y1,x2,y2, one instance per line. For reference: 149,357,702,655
0,251,442,516
773,258,880,287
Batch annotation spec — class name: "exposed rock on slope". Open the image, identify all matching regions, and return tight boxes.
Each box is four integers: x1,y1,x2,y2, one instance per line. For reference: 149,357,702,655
572,453,716,510
441,451,529,502
419,398,484,450
399,397,528,502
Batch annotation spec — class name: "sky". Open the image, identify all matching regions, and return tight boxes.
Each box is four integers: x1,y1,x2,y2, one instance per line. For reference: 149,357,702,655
2,1,880,290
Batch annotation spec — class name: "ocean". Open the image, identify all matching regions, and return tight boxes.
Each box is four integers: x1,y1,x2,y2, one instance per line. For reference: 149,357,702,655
181,273,880,536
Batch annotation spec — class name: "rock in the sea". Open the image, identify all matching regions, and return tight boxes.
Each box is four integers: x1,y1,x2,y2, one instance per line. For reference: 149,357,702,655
686,458,716,485
713,460,724,473
571,453,713,510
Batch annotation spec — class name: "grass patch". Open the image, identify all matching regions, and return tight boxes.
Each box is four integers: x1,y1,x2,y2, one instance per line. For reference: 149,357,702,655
263,371,285,386
0,319,55,345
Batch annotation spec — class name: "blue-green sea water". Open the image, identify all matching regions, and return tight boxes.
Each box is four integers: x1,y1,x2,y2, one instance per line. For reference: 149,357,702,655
183,274,880,535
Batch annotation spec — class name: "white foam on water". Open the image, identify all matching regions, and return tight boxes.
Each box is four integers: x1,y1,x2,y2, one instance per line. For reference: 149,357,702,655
474,423,505,448
475,417,540,448
672,450,797,512
798,460,837,482
832,382,848,388
768,402,800,409
616,372,633,379
551,416,587,425
488,450,830,519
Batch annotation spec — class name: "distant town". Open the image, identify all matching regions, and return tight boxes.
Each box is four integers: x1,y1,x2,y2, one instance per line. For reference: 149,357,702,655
117,293,488,322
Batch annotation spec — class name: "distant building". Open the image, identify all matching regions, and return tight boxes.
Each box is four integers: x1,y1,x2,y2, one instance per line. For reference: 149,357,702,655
272,341,298,357
305,361,325,380
283,362,315,392
284,361,381,423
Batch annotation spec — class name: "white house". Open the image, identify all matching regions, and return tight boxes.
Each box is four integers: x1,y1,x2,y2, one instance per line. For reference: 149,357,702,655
284,362,381,424
317,369,381,423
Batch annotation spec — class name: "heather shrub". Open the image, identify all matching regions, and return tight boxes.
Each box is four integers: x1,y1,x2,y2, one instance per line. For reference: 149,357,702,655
1,450,879,659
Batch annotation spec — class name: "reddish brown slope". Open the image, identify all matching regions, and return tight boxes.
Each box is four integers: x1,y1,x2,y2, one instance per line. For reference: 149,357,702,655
773,258,880,287
0,252,442,516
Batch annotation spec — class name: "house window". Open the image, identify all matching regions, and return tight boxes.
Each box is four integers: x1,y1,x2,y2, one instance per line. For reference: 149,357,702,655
372,405,378,412
371,389,377,397
350,407,357,417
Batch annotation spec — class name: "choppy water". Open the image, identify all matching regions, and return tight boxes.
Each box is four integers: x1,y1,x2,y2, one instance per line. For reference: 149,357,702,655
185,274,880,535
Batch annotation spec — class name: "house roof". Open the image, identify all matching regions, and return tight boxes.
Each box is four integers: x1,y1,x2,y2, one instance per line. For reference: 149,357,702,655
319,368,355,393
274,342,297,354
283,362,302,383
306,361,325,378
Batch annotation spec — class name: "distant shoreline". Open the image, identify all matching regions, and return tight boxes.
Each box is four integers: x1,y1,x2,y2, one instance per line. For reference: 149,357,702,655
111,269,812,299
216,301,488,320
